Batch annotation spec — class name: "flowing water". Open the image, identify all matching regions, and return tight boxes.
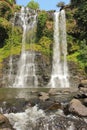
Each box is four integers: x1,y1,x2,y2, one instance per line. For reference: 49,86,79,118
48,10,70,88
12,7,38,88
5,105,87,130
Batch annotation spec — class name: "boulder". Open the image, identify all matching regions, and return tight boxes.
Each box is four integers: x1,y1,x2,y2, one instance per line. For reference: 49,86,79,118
38,92,49,97
39,95,49,101
81,80,87,85
83,98,87,106
0,114,14,130
49,89,57,95
38,92,49,101
69,99,87,117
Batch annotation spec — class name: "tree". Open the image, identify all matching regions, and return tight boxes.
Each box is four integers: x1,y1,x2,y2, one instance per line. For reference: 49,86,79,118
70,0,86,7
56,1,65,10
74,1,87,40
27,0,39,10
36,11,47,41
0,0,13,20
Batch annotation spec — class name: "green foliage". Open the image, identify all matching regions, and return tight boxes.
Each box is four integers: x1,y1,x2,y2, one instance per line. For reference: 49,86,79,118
27,0,39,10
70,0,86,7
43,28,53,40
56,1,65,8
0,17,11,47
78,40,87,64
0,1,13,20
6,26,22,47
74,1,87,40
36,11,48,41
38,36,52,55
0,26,22,62
67,35,79,54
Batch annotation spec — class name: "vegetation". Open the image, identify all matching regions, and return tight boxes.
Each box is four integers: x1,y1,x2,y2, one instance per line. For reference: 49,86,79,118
0,0,87,75
27,0,39,10
36,11,53,42
66,0,87,73
56,1,65,9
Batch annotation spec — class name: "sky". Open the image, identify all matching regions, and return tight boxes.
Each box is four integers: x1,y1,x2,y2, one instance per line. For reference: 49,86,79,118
16,0,70,11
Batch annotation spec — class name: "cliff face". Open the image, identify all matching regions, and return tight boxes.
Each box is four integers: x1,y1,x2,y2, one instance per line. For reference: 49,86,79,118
0,51,86,88
0,3,87,88
1,52,51,87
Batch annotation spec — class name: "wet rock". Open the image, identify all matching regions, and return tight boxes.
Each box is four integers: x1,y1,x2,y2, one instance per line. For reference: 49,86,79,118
74,93,87,99
80,87,87,92
38,99,61,112
69,99,87,117
38,92,49,101
49,88,57,95
83,98,87,106
0,114,14,130
81,80,87,85
38,92,49,97
0,98,28,114
78,83,84,89
45,102,61,111
39,95,49,101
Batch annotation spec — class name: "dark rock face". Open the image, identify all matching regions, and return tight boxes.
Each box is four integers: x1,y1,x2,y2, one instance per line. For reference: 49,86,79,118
1,55,20,87
0,52,87,88
35,52,51,87
68,61,87,88
0,52,51,87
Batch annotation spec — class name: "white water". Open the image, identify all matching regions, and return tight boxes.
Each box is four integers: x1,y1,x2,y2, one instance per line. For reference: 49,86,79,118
8,56,13,83
12,7,38,88
48,10,70,88
5,106,45,130
5,106,76,130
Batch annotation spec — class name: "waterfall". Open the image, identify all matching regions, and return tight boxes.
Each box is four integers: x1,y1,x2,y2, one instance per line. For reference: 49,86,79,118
12,7,38,88
48,10,70,88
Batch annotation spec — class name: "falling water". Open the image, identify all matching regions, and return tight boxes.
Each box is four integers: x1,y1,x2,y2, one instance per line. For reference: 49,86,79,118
12,7,38,88
8,56,13,82
48,10,70,88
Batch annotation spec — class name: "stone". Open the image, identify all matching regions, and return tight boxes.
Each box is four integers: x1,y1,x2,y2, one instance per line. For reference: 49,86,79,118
38,92,49,97
0,114,9,124
38,92,49,101
80,88,87,92
69,99,87,117
39,95,49,101
49,89,57,95
45,102,61,111
83,98,87,106
0,114,14,130
81,80,87,85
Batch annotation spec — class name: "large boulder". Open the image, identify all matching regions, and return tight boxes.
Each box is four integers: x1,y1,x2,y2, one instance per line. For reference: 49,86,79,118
38,92,49,101
0,114,14,130
69,99,87,117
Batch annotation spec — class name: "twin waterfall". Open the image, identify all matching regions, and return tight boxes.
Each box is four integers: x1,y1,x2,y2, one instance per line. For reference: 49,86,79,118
9,8,69,88
48,10,70,88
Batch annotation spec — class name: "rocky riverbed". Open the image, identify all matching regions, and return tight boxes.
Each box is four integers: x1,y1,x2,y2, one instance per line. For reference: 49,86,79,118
0,87,87,129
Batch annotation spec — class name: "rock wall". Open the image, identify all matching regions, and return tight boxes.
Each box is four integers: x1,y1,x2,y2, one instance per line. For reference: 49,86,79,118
68,61,87,88
0,53,87,88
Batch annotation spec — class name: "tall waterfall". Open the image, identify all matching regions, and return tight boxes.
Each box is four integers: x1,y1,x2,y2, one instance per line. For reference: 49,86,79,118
48,10,70,88
12,7,38,88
